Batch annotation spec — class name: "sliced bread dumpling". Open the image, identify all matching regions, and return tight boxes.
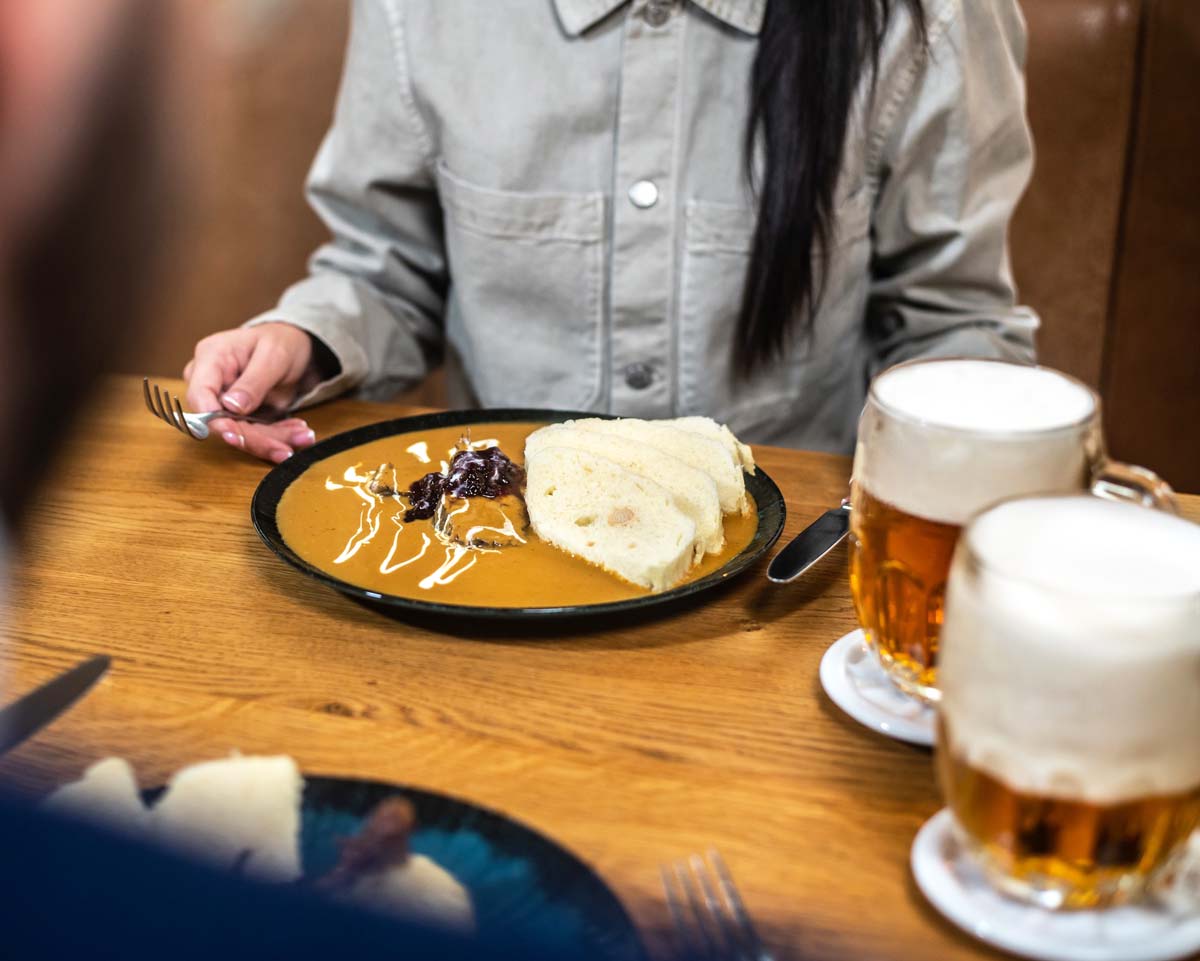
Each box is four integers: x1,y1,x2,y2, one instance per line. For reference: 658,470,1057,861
347,853,475,932
566,418,751,516
150,754,303,882
525,423,724,557
43,757,150,836
666,416,756,475
525,446,698,592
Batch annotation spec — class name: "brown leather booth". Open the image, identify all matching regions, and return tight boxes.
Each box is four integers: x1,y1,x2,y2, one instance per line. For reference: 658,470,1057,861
131,0,1200,489
1012,0,1200,492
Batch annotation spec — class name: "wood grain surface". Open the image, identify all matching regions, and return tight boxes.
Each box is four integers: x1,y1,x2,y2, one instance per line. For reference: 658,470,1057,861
2,377,1197,961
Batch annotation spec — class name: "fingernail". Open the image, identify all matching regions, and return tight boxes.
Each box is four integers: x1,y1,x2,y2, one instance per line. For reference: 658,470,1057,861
222,389,250,412
270,448,293,464
290,429,316,446
222,431,239,445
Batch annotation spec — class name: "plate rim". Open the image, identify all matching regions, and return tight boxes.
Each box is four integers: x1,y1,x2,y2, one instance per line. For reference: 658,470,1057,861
250,407,787,620
145,773,648,961
303,774,644,957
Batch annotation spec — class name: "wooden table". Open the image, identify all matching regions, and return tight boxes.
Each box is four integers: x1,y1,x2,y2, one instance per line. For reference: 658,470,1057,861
3,376,1197,960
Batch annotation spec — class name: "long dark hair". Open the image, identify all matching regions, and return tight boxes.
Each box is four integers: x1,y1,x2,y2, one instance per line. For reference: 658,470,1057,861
736,0,925,375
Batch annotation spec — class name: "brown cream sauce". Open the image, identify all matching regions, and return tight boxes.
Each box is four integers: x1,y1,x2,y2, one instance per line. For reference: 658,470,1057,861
276,423,758,607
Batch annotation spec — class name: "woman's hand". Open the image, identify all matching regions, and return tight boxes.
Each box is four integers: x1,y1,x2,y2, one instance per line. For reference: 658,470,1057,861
183,322,321,463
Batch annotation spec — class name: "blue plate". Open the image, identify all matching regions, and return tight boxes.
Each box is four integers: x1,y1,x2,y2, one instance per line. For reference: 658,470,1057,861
300,777,645,960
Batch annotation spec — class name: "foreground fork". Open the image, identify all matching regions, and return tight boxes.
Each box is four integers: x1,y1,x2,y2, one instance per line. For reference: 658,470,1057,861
142,378,280,440
661,851,774,961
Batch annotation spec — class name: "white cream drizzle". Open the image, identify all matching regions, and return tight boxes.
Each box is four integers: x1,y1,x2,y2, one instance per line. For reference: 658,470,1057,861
328,462,393,564
321,447,519,591
381,524,431,574
463,513,526,547
412,497,507,590
418,545,478,589
334,504,382,564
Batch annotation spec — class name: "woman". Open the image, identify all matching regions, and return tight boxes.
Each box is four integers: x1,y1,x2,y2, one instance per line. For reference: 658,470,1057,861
185,0,1037,463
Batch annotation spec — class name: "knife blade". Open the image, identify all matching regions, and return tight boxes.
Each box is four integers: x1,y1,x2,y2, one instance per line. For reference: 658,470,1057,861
0,655,110,756
766,502,852,583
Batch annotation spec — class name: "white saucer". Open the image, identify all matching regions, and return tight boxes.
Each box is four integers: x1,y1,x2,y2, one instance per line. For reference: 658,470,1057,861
912,808,1200,961
818,629,935,746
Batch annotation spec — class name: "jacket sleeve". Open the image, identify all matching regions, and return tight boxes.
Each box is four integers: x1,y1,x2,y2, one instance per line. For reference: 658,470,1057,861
245,0,446,407
865,0,1039,375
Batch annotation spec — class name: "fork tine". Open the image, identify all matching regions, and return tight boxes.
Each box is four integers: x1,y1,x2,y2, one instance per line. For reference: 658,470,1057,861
151,383,167,424
168,392,190,437
661,865,704,960
155,384,183,435
663,862,712,960
142,377,157,416
709,850,769,961
679,860,724,960
151,383,170,427
150,383,169,424
662,854,771,961
692,854,747,961
172,393,201,440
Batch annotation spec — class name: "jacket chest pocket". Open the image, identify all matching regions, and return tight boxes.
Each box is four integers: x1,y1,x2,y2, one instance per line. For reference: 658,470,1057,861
677,192,873,437
436,163,606,409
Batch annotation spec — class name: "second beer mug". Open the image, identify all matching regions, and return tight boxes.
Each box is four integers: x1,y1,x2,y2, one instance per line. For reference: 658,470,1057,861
937,495,1200,909
848,358,1174,703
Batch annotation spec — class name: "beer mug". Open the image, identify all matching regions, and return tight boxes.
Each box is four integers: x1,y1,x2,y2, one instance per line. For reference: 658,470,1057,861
847,357,1174,704
937,494,1200,909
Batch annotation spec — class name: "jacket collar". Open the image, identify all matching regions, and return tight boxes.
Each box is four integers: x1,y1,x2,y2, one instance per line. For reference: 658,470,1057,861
553,0,764,37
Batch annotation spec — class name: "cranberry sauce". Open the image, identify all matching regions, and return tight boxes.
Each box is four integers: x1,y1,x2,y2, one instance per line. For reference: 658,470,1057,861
403,471,447,522
402,446,525,522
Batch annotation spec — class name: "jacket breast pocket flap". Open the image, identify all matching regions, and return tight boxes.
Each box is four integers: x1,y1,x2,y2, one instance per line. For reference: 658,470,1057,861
435,163,607,409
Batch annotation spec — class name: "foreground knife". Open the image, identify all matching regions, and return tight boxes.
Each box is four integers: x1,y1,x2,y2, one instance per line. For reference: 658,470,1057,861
766,501,852,583
0,655,110,756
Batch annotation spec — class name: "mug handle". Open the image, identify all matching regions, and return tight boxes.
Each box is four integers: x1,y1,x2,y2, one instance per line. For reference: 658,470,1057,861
1090,460,1178,514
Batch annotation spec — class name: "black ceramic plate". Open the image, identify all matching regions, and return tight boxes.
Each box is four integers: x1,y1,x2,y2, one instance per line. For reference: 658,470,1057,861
251,409,786,620
144,776,645,961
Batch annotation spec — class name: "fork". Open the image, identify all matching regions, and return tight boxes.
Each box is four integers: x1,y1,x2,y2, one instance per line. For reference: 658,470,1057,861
142,377,283,440
661,851,774,961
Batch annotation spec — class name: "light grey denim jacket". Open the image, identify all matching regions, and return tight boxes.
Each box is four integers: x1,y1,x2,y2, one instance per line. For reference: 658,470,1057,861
248,0,1038,452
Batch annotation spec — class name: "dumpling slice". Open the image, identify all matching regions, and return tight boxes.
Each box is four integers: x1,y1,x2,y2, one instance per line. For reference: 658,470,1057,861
566,418,750,515
525,447,698,592
525,423,723,557
150,754,303,882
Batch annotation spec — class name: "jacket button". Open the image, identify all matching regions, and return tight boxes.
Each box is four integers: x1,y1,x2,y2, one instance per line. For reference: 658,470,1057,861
644,0,673,27
624,362,654,390
628,180,659,209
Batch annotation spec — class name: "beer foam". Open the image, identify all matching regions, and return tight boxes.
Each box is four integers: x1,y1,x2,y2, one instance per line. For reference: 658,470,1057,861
855,362,1097,524
872,360,1096,433
940,496,1200,804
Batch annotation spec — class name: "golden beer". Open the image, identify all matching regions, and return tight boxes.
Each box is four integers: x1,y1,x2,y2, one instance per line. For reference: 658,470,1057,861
938,495,1200,909
849,359,1108,703
848,485,959,701
938,719,1200,909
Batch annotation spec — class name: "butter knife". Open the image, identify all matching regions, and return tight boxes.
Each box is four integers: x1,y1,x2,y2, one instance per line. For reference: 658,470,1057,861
0,655,110,756
766,500,851,583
